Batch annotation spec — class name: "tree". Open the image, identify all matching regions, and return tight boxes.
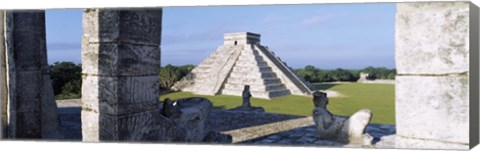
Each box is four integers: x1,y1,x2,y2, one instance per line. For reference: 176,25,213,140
159,64,182,89
50,61,82,97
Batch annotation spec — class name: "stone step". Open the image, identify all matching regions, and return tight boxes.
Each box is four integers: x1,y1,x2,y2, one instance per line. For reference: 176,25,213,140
237,55,264,62
232,66,273,73
235,60,268,67
229,71,277,79
267,89,291,98
226,77,282,85
223,83,286,92
221,88,290,99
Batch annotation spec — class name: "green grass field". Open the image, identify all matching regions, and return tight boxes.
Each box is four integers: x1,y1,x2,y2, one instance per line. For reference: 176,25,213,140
160,82,395,124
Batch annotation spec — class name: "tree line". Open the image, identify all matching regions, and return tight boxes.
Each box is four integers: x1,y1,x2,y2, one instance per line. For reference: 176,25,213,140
49,61,395,99
48,62,196,100
293,65,396,83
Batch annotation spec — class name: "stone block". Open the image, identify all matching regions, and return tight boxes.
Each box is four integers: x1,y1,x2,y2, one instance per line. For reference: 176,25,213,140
82,9,162,46
395,2,470,74
81,110,99,142
12,31,43,71
40,74,63,139
81,75,160,115
82,109,178,142
395,75,469,144
170,97,213,142
396,135,468,150
12,12,45,32
16,71,41,112
16,111,41,138
82,43,160,76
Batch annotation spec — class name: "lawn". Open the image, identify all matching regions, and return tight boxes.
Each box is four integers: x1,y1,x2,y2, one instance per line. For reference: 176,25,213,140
160,82,395,124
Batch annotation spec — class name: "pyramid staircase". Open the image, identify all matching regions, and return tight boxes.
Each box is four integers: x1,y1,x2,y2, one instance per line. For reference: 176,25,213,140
172,32,312,99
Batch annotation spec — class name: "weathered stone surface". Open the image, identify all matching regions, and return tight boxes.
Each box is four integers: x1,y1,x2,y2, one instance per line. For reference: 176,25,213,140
3,11,15,138
40,74,63,139
161,98,181,118
396,136,468,150
81,8,211,142
339,109,373,145
81,75,160,115
312,91,373,145
15,71,42,138
0,11,8,138
82,9,163,46
202,131,233,143
395,75,469,144
395,2,469,74
169,97,213,142
82,43,160,76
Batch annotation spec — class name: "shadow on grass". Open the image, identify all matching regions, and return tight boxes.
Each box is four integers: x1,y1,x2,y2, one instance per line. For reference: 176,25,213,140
313,83,337,90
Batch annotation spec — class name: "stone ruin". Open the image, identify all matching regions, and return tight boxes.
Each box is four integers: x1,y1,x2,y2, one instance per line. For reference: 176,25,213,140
311,91,373,146
172,32,313,99
0,8,231,143
0,2,475,150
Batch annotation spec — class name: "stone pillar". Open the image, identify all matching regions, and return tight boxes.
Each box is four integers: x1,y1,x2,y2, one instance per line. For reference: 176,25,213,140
1,11,62,139
0,11,7,139
395,2,471,149
81,9,178,142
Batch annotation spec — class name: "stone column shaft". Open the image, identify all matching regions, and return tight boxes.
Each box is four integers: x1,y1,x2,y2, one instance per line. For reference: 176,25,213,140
2,11,62,139
0,10,7,139
395,2,471,149
81,8,175,142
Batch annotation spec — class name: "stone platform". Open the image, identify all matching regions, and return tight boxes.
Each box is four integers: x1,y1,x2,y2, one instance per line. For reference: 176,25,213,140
56,99,395,148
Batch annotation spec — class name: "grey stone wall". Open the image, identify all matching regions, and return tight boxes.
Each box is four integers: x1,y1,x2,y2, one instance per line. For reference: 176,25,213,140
0,11,7,139
81,8,180,142
395,2,470,149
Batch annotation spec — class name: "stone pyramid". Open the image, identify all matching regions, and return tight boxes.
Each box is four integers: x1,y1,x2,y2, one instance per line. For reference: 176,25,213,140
172,32,312,99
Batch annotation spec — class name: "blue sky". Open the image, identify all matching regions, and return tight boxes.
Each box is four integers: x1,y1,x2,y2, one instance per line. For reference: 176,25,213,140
45,3,396,69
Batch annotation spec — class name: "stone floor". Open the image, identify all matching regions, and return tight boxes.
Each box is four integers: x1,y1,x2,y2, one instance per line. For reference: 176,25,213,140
55,99,396,149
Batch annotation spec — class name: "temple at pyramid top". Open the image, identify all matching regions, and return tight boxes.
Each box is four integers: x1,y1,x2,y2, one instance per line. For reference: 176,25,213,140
223,32,261,45
172,32,313,99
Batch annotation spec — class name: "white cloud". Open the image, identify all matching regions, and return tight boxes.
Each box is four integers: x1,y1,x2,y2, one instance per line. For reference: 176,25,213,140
301,13,333,26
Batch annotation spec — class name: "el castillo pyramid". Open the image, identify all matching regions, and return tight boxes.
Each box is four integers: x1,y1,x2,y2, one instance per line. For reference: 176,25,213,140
172,32,312,99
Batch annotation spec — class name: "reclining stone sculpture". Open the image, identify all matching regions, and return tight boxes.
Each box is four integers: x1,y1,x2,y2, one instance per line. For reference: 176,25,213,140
161,97,232,143
312,91,373,145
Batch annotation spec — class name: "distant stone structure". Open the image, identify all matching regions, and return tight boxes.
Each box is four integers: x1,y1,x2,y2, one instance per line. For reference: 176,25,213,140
312,91,373,145
172,32,312,99
357,72,369,82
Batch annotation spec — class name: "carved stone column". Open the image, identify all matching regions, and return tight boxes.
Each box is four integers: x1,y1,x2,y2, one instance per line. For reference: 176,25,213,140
1,11,62,139
81,8,180,142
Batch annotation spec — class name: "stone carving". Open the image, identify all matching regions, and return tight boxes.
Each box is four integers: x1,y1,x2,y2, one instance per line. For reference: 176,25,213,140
161,98,181,118
242,85,252,107
312,91,373,145
160,97,232,143
230,85,265,112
